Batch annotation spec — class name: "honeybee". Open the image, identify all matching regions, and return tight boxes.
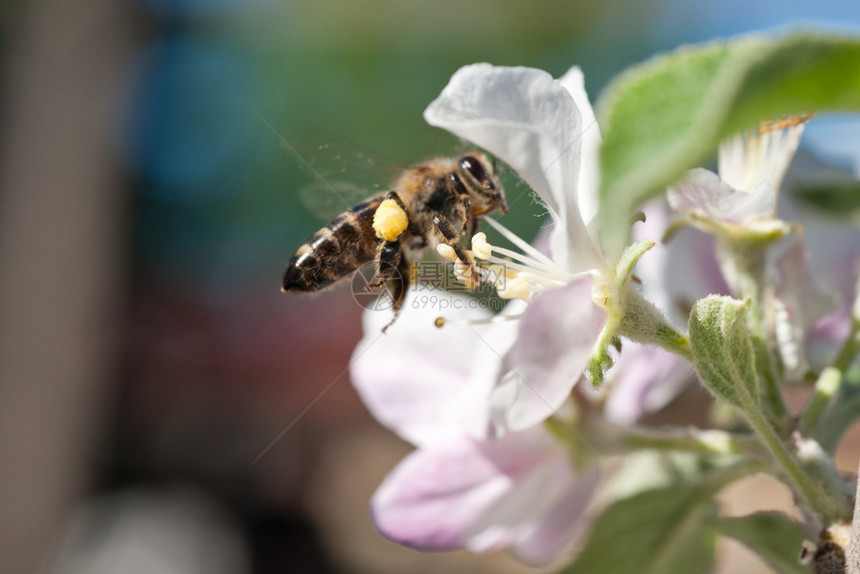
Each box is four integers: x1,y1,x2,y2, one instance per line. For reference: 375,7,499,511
282,151,508,329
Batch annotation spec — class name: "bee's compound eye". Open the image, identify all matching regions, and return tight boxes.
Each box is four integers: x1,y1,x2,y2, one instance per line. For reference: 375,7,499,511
459,155,491,188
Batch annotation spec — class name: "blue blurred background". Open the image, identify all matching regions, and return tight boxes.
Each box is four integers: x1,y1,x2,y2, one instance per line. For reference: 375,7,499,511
1,1,860,573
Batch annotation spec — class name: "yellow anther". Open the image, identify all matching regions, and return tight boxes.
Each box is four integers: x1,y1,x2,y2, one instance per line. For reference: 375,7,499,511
471,232,493,260
759,113,814,133
373,199,409,241
434,317,446,328
497,275,531,301
501,266,520,279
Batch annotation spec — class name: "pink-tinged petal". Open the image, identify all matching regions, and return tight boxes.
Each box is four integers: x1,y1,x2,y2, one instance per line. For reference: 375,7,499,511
668,168,775,223
464,446,573,554
559,66,601,227
666,227,730,301
633,200,674,315
778,192,860,289
778,194,860,370
604,342,693,425
350,288,495,446
512,466,600,566
808,310,852,370
370,429,565,551
424,63,603,273
811,310,852,345
773,237,838,381
489,276,606,435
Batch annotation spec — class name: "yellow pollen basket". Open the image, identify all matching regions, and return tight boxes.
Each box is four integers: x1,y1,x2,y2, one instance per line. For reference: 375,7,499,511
373,199,409,242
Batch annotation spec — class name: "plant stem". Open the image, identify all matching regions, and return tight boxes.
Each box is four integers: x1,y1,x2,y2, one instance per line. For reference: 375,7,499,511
847,458,860,574
619,427,766,460
833,316,860,373
799,318,860,453
800,313,860,439
742,390,850,523
701,458,770,496
799,367,841,435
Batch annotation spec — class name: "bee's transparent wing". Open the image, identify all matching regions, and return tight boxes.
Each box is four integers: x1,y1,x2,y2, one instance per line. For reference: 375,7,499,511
287,131,401,220
299,180,381,221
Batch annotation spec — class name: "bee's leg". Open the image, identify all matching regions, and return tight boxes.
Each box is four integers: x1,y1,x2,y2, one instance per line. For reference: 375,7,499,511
368,191,411,292
385,190,407,210
367,239,402,290
381,253,412,333
432,215,468,262
448,173,473,240
433,214,481,287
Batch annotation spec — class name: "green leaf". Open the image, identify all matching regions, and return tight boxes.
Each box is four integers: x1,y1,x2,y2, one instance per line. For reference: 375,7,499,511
688,296,759,408
616,239,654,285
558,486,717,574
794,180,860,222
713,513,812,574
596,32,860,255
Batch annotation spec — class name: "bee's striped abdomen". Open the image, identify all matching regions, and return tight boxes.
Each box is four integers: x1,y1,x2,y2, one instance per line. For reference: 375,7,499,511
282,196,383,292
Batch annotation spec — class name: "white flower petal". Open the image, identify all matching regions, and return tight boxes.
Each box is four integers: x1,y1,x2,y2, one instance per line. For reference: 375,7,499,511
633,200,674,315
604,342,692,425
773,237,839,382
424,63,603,273
777,191,860,371
559,66,601,228
668,167,775,223
489,276,606,435
512,466,600,566
464,440,572,554
370,429,568,552
350,288,495,446
718,121,806,195
634,200,729,324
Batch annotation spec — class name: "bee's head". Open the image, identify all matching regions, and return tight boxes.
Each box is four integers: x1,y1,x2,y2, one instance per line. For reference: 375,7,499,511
457,152,508,216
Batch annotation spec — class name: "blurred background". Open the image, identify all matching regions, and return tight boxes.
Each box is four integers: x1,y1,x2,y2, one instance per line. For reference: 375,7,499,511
2,0,860,573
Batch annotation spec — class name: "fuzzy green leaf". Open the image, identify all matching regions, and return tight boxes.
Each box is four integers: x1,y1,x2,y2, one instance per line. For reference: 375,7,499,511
596,33,860,255
688,296,759,408
558,486,717,574
713,513,812,574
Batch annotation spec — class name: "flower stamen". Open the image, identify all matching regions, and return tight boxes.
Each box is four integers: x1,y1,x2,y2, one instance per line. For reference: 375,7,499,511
474,233,571,278
718,114,812,195
483,217,554,266
434,312,524,329
436,219,586,302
